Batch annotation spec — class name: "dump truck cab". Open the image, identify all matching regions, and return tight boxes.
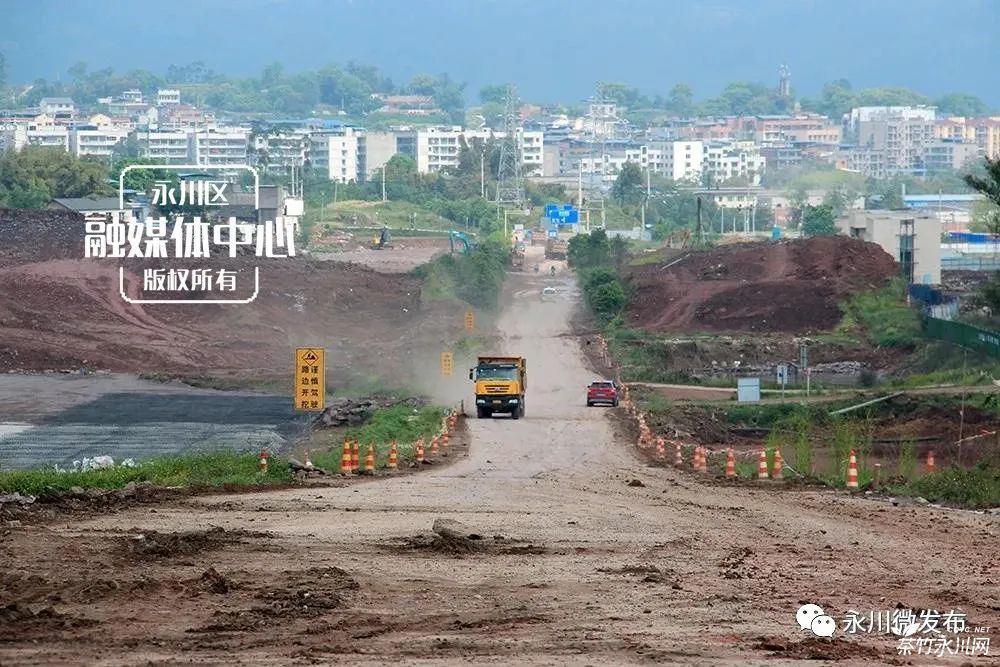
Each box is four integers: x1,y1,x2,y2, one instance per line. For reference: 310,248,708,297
470,356,526,419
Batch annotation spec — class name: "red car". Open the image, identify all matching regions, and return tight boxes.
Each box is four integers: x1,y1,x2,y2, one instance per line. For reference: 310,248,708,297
586,380,619,407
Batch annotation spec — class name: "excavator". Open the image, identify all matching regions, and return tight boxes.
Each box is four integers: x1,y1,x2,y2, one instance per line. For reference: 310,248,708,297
369,226,393,250
449,230,476,254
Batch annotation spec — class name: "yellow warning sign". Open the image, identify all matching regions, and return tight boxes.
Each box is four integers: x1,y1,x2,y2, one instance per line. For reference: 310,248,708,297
294,348,326,411
464,310,475,331
440,351,454,377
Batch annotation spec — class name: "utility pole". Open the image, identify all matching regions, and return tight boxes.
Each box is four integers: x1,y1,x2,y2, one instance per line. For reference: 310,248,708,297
381,165,387,202
480,150,485,199
577,170,583,208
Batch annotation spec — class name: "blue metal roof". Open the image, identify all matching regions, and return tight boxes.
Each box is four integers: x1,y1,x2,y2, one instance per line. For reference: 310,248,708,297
904,194,982,203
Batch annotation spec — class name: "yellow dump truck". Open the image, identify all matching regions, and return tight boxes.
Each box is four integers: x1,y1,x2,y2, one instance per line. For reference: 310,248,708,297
469,355,526,419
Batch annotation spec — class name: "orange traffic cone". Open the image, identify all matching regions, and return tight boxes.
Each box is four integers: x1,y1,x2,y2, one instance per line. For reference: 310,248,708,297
388,440,398,469
364,443,375,473
655,437,666,459
351,438,360,472
846,449,859,489
674,442,683,468
926,449,936,473
700,447,709,473
772,449,784,480
873,462,881,488
431,436,440,456
259,450,270,474
415,438,425,463
692,446,702,472
726,448,736,477
341,438,352,475
442,432,450,448
757,449,769,479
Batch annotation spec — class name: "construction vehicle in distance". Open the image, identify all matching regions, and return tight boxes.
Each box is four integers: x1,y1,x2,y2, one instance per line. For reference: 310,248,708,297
449,230,475,254
470,355,526,419
370,226,393,250
544,237,569,260
510,242,526,271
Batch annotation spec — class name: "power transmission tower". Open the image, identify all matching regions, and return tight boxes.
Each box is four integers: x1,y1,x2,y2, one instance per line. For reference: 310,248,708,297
495,84,525,208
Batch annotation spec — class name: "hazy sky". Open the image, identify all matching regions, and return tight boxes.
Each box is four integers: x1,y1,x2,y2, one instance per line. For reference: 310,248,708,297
2,0,998,105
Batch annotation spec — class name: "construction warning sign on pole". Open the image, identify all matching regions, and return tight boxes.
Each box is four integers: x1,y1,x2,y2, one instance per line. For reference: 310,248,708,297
464,310,475,331
295,348,326,411
440,351,454,377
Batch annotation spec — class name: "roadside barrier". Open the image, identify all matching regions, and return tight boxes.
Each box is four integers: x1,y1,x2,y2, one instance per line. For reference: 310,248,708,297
364,443,376,473
772,449,784,480
846,449,859,489
757,450,769,479
388,440,398,469
726,448,736,477
341,439,353,475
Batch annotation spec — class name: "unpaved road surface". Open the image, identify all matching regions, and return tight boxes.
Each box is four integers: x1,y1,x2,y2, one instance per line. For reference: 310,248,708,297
3,262,998,665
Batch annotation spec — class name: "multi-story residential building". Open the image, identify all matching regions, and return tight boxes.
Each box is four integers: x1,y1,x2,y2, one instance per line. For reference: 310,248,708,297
192,128,249,166
38,97,76,117
934,117,977,143
973,118,1000,159
0,122,28,152
657,140,704,182
853,106,937,177
156,89,181,106
143,130,192,163
703,140,766,185
308,127,361,182
252,128,310,170
923,139,979,174
748,114,842,144
158,104,215,129
409,127,543,176
69,125,129,158
25,117,69,150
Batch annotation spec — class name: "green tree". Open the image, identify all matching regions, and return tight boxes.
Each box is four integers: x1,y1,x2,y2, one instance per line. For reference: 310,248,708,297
965,157,1000,207
666,83,694,116
612,161,643,205
934,92,989,117
800,203,838,237
479,84,508,105
0,147,111,208
0,51,7,90
969,198,1000,235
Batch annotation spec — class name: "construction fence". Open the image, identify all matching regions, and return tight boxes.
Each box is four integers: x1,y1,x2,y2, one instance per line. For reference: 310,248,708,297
922,316,1000,358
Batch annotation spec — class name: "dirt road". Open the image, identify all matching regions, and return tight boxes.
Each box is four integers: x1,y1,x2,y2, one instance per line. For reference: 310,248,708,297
3,265,998,665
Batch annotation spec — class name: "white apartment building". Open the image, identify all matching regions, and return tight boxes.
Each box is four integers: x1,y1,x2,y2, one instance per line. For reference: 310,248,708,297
38,97,75,116
659,140,704,182
0,123,28,152
156,89,181,106
193,128,249,166
143,130,191,163
704,140,766,185
412,127,543,175
308,128,361,182
26,122,69,150
69,126,130,158
254,129,310,169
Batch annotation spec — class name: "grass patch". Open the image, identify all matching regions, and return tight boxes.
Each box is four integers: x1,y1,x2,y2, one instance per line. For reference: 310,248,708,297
889,463,1000,509
843,280,922,349
0,452,294,497
310,405,448,471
